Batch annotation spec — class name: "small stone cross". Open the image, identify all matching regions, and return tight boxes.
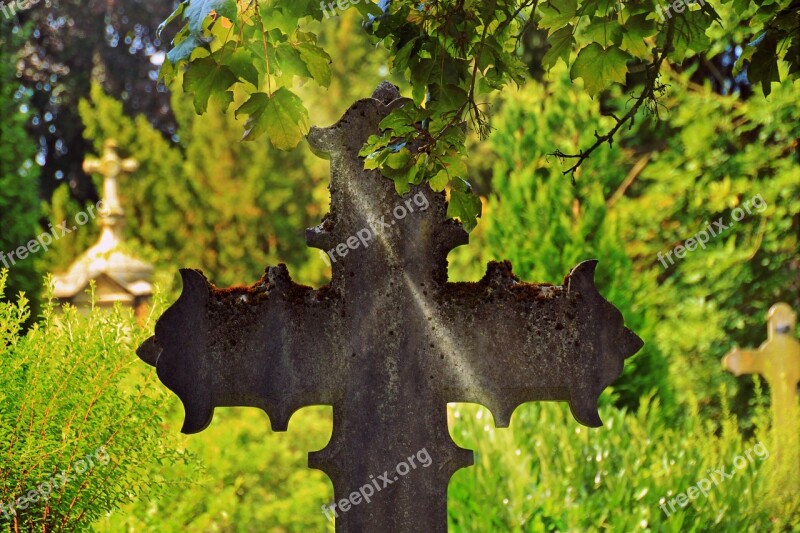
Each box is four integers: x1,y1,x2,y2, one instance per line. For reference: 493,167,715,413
83,139,139,221
723,302,799,484
138,83,643,532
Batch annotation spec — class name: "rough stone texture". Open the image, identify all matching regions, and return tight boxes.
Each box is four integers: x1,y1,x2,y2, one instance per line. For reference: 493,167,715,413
138,82,644,532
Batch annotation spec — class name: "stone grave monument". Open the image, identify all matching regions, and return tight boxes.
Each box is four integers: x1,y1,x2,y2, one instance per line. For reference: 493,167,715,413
138,84,643,532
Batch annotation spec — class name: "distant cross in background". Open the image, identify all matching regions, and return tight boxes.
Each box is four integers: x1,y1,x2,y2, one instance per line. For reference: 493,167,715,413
83,139,139,221
723,302,799,494
138,83,643,532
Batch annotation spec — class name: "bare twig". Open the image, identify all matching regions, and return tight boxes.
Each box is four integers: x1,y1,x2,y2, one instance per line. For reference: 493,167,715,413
551,19,676,183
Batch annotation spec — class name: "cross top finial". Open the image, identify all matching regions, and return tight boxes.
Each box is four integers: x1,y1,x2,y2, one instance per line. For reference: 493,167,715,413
82,139,139,236
371,81,402,103
768,302,796,337
305,83,467,289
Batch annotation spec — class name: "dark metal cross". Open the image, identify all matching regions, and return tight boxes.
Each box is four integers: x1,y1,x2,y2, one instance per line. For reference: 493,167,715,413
138,83,643,532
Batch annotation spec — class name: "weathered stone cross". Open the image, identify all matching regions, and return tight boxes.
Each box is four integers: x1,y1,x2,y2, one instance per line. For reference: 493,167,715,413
138,83,643,532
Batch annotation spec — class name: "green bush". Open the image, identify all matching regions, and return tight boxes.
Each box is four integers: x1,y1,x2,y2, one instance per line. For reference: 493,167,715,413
0,271,187,531
447,390,797,531
93,406,335,533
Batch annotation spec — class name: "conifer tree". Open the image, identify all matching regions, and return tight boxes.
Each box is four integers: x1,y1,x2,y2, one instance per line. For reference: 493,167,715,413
0,25,42,312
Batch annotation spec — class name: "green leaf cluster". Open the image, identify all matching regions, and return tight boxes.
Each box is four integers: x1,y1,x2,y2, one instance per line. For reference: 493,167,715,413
158,0,800,231
160,0,330,150
725,0,800,96
360,105,482,230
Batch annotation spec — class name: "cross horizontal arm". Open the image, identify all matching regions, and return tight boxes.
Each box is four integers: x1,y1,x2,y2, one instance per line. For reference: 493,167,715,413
722,347,765,376
137,266,346,433
433,260,642,428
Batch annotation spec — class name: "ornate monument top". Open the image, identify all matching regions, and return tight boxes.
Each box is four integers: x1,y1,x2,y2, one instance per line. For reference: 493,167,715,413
53,140,152,306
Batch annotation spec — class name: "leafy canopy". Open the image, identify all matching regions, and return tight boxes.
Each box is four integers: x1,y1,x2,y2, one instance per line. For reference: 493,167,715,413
158,0,800,231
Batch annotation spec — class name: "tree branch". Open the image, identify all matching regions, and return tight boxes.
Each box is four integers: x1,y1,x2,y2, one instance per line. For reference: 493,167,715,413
551,19,676,184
